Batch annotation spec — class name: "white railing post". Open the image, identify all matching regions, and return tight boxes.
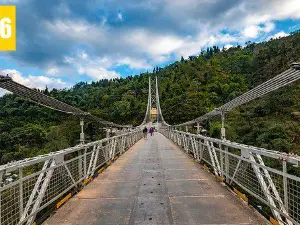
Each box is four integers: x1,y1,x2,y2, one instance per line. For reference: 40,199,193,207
199,138,203,161
19,167,24,219
219,143,224,178
83,147,87,176
283,160,289,212
80,118,85,144
224,146,229,183
250,153,293,225
221,111,226,140
78,148,83,178
197,123,200,134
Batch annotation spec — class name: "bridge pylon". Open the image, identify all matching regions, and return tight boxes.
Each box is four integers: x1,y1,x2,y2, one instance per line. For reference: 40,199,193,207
141,75,168,129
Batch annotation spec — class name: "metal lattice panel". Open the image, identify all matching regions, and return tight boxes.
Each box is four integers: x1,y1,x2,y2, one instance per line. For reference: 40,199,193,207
163,130,300,225
0,131,142,225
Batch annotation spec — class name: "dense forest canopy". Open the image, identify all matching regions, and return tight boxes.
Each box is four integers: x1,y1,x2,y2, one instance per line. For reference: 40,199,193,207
1,31,300,164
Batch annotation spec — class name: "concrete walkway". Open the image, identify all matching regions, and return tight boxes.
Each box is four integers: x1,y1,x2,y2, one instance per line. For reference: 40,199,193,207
44,133,268,225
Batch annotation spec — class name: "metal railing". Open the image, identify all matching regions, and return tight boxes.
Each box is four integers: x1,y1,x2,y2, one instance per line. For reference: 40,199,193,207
0,130,142,225
163,129,300,225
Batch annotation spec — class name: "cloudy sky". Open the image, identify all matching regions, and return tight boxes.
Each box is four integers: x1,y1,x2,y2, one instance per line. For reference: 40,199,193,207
0,0,300,94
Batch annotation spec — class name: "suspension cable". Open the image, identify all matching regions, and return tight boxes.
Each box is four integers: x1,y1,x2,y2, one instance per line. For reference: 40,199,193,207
0,75,132,128
173,63,300,127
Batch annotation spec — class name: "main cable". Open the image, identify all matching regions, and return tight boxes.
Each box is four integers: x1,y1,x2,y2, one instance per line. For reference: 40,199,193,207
173,63,300,127
0,76,132,128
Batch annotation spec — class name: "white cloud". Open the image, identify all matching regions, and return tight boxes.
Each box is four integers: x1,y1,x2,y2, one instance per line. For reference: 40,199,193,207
64,54,114,74
124,29,183,56
64,52,120,80
263,22,276,33
174,32,239,58
122,28,235,59
46,66,60,75
44,19,107,44
78,67,120,80
1,69,70,92
242,22,275,38
117,12,123,21
78,51,88,60
0,89,10,96
267,31,289,40
46,17,275,68
10,0,300,79
64,56,75,64
101,17,107,26
41,14,278,73
153,55,171,63
117,57,152,69
242,25,260,38
263,0,300,21
224,44,233,49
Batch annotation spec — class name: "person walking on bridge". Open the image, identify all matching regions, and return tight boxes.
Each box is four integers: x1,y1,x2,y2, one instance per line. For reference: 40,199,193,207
143,126,148,139
149,127,153,136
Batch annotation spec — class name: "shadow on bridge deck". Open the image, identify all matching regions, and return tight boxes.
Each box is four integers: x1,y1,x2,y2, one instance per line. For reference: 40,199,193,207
44,133,268,225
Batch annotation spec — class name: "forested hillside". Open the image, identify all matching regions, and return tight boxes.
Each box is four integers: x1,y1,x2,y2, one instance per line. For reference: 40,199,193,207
1,31,300,164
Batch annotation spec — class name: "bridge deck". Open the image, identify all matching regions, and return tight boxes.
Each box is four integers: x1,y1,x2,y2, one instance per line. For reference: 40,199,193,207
44,134,268,225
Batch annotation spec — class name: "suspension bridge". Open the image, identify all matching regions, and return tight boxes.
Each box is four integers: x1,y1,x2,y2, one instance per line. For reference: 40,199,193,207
0,63,300,225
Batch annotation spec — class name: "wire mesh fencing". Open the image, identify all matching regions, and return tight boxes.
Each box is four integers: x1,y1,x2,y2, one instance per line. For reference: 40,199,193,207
0,130,142,225
163,130,300,225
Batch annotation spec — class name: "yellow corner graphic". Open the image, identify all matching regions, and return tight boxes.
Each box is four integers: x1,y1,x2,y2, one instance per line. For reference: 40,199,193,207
0,6,16,51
